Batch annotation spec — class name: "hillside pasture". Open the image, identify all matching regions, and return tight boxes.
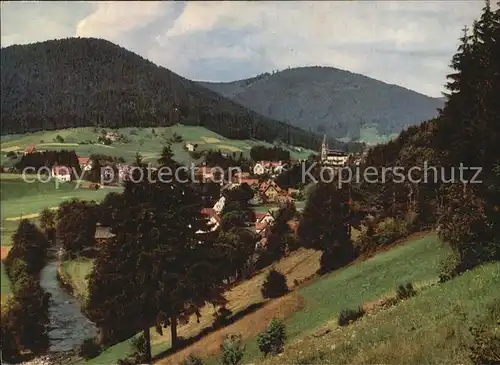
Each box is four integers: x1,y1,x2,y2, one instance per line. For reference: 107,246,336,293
258,261,500,365
78,233,449,365
0,125,316,167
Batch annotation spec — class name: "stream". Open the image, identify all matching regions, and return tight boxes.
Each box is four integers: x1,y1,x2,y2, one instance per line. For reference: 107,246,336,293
39,261,98,354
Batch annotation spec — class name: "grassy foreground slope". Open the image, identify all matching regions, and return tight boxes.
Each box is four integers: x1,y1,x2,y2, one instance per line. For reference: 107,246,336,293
258,261,500,365
194,233,450,365
73,233,449,364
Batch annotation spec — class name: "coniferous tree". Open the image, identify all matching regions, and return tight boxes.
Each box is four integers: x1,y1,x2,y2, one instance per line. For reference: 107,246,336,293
298,183,354,273
56,199,98,256
86,146,230,361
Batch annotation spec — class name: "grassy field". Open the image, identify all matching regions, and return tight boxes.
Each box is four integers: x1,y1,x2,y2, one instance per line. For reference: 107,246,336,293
258,261,500,365
1,173,122,246
60,259,94,302
0,125,316,167
72,232,451,364
194,233,451,365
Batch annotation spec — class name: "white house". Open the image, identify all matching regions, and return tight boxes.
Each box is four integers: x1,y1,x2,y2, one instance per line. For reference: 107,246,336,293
253,163,266,175
253,161,284,175
51,165,71,182
213,196,226,214
185,142,196,152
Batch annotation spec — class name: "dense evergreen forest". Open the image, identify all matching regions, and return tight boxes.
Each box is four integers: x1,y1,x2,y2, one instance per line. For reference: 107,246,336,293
0,37,362,153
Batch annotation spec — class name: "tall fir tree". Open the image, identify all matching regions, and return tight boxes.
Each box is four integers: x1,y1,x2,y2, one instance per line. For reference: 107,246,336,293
298,182,354,273
86,146,229,361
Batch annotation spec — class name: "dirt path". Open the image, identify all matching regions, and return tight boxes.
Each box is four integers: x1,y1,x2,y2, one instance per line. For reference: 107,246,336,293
155,292,305,365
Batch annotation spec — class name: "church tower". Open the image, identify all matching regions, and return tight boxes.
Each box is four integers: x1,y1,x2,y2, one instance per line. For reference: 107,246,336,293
321,134,328,162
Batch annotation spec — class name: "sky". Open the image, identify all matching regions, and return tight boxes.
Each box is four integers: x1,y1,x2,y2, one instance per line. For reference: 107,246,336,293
0,1,487,98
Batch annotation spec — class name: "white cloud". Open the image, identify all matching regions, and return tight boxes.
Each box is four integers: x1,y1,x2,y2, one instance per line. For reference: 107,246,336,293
1,1,486,97
75,1,167,39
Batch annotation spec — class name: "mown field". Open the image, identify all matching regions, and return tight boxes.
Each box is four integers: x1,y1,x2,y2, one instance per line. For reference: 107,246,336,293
64,232,454,364
0,173,122,305
0,125,316,168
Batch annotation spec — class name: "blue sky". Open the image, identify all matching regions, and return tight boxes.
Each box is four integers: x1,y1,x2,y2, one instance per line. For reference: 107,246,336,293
0,1,486,97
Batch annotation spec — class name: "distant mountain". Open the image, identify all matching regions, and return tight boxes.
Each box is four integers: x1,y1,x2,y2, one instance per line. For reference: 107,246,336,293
0,38,361,152
199,67,445,142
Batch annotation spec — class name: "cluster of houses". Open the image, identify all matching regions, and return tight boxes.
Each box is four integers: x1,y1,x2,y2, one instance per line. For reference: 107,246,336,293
196,193,299,250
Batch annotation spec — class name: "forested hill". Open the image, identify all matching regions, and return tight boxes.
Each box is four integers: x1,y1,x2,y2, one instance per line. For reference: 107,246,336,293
0,38,360,152
199,67,445,141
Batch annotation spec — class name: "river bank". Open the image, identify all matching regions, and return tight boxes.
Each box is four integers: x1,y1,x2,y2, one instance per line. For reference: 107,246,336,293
40,261,98,354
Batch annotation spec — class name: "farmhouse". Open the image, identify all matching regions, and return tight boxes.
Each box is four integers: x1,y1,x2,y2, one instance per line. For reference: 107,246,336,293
24,145,36,155
200,208,221,232
185,142,197,152
105,131,120,141
253,161,284,175
258,180,283,203
95,226,115,244
78,157,92,171
51,165,71,182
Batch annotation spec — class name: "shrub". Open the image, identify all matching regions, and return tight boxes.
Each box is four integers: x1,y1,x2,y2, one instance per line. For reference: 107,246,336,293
338,306,365,327
213,306,233,328
220,333,245,365
396,282,417,300
78,337,102,359
438,253,461,283
257,318,286,356
182,354,204,365
261,269,289,299
54,135,64,143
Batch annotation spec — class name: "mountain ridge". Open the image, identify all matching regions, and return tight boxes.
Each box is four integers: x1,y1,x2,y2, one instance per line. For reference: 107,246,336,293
0,38,361,152
198,66,445,142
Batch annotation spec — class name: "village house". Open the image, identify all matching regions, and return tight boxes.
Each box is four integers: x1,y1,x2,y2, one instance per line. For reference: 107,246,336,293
78,157,92,172
253,161,284,175
185,142,197,152
213,196,226,214
105,131,120,142
200,208,221,232
258,180,283,203
24,145,36,155
95,225,115,244
196,166,215,182
51,165,71,182
117,163,131,181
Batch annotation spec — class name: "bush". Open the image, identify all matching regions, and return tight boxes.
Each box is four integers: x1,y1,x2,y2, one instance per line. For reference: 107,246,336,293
220,333,245,365
54,135,64,143
257,318,286,356
396,282,417,300
338,306,365,327
261,269,289,299
438,254,461,283
213,306,233,328
183,354,204,365
78,337,102,359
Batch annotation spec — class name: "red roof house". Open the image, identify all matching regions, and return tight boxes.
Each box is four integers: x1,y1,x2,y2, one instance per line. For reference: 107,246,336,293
24,145,36,155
